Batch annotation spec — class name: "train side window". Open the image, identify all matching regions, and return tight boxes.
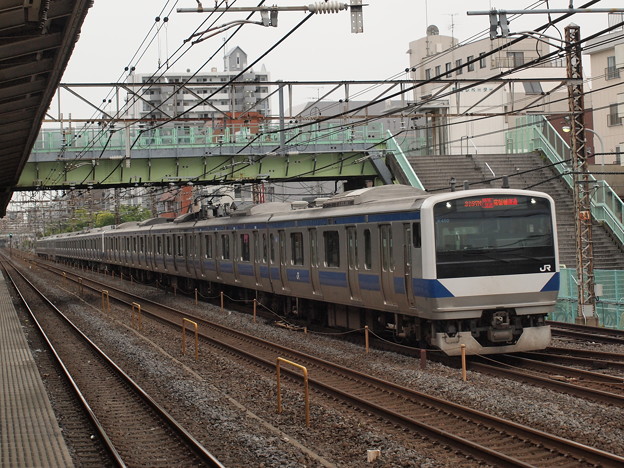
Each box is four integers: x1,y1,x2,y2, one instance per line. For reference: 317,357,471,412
323,230,340,268
364,229,372,269
413,222,421,248
166,236,172,256
176,235,183,256
262,233,268,262
156,236,162,255
221,234,230,260
205,235,213,258
309,229,318,267
269,234,276,263
381,225,394,271
347,227,357,269
240,233,250,261
291,232,304,265
253,232,260,262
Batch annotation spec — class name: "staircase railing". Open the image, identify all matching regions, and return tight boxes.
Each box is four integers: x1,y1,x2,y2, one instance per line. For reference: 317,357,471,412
507,115,624,246
385,131,425,190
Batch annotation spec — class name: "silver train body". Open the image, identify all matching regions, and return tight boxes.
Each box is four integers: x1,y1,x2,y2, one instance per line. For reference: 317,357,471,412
35,185,559,355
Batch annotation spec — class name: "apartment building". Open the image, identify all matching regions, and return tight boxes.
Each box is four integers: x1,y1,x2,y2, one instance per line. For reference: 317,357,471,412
584,14,624,166
407,27,569,155
126,47,271,122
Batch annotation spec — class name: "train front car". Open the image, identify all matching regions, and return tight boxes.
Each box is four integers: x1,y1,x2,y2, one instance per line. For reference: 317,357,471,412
418,189,558,355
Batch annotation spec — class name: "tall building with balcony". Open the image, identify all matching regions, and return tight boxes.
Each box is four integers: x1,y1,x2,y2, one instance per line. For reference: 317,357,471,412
126,46,271,123
584,14,624,166
407,27,569,155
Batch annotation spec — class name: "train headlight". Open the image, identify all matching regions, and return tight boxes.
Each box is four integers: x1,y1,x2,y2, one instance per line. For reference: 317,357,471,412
445,202,452,209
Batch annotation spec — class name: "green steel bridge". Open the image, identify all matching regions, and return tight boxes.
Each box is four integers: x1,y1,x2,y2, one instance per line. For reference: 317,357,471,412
21,123,422,190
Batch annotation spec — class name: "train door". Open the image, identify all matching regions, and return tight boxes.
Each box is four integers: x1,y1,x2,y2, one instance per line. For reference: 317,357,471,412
215,233,222,280
233,232,240,282
380,224,395,306
347,227,360,301
309,228,321,295
403,223,415,307
278,230,288,292
253,231,262,286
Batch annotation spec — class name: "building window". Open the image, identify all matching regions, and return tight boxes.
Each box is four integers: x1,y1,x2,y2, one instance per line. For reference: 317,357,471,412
425,68,431,80
507,51,524,68
435,65,441,76
608,103,622,126
606,56,620,80
455,59,462,75
445,62,451,78
523,81,543,95
467,56,474,72
479,52,487,69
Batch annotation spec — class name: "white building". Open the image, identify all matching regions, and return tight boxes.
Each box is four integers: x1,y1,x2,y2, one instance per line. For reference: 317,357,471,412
126,47,271,122
407,27,570,155
584,14,624,165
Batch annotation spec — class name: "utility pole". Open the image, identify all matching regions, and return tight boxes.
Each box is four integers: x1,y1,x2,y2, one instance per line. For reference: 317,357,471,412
565,24,598,326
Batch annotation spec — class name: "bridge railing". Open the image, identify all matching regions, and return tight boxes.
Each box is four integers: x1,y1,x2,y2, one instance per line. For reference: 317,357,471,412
33,122,388,153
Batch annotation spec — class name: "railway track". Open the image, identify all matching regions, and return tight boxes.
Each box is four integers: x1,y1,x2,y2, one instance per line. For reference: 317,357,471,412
470,354,624,406
549,320,624,345
2,258,223,468
523,347,624,372
25,256,624,467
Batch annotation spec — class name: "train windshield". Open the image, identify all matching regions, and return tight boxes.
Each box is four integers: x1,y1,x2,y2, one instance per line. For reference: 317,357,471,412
434,195,556,278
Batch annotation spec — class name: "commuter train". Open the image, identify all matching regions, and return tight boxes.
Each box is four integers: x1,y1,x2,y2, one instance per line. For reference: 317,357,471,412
35,185,559,355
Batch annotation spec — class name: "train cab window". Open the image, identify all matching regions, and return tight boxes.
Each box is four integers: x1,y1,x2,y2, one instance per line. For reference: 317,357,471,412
240,234,250,261
364,229,372,269
205,235,213,258
323,230,340,268
291,232,304,265
413,222,421,248
166,236,172,256
221,234,230,260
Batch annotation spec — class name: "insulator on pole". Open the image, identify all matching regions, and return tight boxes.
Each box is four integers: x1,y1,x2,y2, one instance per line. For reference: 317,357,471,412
308,2,348,14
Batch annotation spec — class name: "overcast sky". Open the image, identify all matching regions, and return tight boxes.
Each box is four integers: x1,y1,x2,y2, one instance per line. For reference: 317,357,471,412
56,0,621,118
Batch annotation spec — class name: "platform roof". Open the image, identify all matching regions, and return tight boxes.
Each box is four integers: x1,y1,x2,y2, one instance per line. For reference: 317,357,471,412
0,0,92,217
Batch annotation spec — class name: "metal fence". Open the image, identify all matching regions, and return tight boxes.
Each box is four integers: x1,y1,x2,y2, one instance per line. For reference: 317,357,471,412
554,268,624,329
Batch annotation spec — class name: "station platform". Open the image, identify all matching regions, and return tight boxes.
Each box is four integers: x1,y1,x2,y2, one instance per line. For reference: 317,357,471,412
0,271,74,467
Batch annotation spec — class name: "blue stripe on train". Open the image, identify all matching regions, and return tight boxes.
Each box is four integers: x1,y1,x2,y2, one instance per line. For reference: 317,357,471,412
540,272,560,292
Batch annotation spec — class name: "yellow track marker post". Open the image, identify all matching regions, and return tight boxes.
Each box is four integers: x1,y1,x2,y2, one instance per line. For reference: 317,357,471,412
276,358,310,427
131,302,142,331
182,318,199,361
365,325,369,353
461,344,467,381
101,290,110,313
253,299,257,323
